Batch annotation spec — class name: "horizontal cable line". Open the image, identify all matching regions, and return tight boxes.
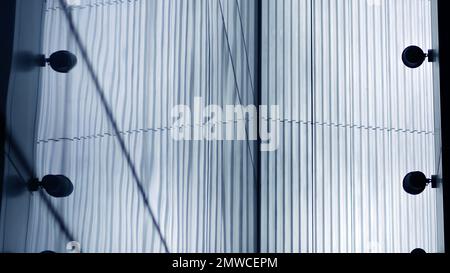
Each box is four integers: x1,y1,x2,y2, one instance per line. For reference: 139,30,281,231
45,0,140,12
262,118,435,135
37,117,433,145
37,118,258,144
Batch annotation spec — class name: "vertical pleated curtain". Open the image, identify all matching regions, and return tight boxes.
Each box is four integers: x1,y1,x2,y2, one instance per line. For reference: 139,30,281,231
261,0,438,253
31,0,258,253
28,0,440,253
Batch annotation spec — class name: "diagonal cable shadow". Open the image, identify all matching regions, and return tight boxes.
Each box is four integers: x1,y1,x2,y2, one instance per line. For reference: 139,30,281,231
57,0,169,252
2,125,76,245
234,0,256,99
218,0,256,173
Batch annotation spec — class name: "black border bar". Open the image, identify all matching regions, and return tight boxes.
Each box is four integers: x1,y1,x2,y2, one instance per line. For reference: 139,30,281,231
437,0,450,253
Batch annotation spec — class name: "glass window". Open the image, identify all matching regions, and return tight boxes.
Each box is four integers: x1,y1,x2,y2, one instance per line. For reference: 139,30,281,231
2,0,443,253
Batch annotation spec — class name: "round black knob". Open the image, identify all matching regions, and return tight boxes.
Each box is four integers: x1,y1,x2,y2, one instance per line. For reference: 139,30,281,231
402,46,427,69
46,50,78,73
40,250,56,254
403,171,428,195
41,175,74,198
411,248,426,254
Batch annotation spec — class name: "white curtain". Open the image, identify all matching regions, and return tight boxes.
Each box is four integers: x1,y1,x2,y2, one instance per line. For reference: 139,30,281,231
31,0,258,253
27,0,441,253
261,0,438,253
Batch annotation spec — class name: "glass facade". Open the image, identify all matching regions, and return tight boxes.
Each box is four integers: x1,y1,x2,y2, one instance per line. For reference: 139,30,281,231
260,0,438,253
2,0,443,253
